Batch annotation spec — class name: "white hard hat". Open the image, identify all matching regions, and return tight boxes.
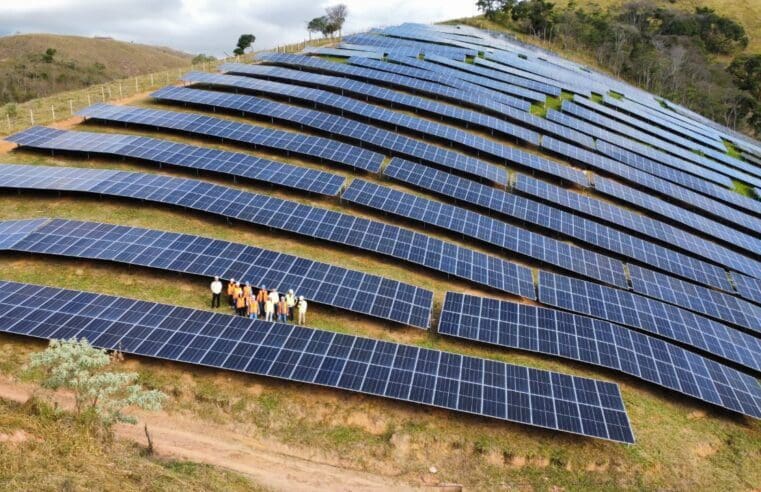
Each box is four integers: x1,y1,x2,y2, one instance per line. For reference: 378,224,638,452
299,296,304,300
214,276,219,280
288,289,294,294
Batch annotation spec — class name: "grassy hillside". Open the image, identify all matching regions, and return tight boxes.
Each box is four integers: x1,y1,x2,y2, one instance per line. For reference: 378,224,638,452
553,0,761,53
0,34,192,104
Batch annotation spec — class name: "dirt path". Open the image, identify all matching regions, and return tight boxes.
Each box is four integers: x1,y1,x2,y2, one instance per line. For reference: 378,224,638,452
0,376,416,491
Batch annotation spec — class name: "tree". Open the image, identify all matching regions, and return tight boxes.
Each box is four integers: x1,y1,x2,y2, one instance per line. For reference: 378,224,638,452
192,53,216,65
42,48,56,63
233,34,256,56
476,0,506,21
325,4,348,38
307,16,328,39
728,54,761,100
29,338,166,434
510,0,556,39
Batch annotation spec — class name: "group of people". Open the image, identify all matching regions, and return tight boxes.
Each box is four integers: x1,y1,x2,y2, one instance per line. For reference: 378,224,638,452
210,276,308,325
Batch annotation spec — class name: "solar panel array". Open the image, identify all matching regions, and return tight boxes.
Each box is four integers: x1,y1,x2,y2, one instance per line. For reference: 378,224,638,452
440,293,761,419
0,280,634,443
512,175,761,282
0,219,433,327
152,85,509,186
538,271,761,373
76,104,385,173
5,126,346,196
382,158,736,291
341,178,625,288
0,165,535,299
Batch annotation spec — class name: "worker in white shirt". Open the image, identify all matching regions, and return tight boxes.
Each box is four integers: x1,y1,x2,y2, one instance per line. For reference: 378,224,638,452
268,288,279,306
264,297,275,322
285,289,297,321
210,276,223,309
297,296,308,325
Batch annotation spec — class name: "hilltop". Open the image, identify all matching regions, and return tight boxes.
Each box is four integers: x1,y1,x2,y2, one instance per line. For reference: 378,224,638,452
0,34,193,104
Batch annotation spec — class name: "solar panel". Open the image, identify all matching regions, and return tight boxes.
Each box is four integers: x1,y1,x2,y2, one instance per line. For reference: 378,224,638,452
628,265,761,334
440,292,761,419
538,271,761,373
0,165,535,300
5,126,346,196
382,158,737,292
513,174,761,280
542,136,761,250
341,178,626,289
731,273,761,305
0,280,634,443
151,85,509,186
75,104,385,173
304,46,385,59
184,69,541,148
0,218,50,250
226,58,597,149
342,33,478,59
0,219,433,327
471,57,590,97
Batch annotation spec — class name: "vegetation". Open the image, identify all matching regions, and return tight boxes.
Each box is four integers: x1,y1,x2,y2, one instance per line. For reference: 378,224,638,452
0,34,192,105
307,4,349,39
232,34,256,56
28,338,166,433
472,1,761,137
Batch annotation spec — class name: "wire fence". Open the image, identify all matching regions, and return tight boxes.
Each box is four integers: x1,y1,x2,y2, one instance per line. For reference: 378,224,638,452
0,34,348,136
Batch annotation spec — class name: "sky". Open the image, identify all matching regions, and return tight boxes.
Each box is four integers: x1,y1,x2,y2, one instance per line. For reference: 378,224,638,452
0,0,477,56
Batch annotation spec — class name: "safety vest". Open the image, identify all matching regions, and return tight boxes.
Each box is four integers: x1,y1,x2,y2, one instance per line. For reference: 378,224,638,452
227,282,236,295
277,300,288,315
236,295,246,309
286,293,296,307
257,289,268,302
247,297,259,315
243,285,252,298
234,287,243,299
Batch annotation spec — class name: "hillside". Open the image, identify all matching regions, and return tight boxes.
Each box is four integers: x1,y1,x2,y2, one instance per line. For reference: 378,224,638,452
0,34,193,104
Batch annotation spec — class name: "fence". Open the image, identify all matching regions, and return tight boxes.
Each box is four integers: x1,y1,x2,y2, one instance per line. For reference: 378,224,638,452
0,34,347,136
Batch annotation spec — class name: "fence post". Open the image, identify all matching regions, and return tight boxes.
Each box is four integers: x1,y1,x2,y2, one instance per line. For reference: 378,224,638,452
29,110,34,125
107,85,112,98
135,77,139,92
88,93,92,106
69,99,74,115
101,86,105,101
6,114,11,132
150,73,154,85
51,105,56,119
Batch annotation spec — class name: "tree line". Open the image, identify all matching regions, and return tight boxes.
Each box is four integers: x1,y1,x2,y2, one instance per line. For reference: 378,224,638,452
476,0,761,136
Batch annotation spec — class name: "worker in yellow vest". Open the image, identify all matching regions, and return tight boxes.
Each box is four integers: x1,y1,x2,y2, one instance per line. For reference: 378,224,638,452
286,289,296,321
256,285,268,316
226,278,237,309
242,281,252,299
235,290,246,316
247,292,260,319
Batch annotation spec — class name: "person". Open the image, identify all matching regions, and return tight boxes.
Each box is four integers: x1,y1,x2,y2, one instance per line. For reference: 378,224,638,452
210,276,222,309
297,296,308,325
264,296,275,322
257,285,268,316
226,278,237,308
235,289,246,316
242,281,252,300
277,296,288,322
247,292,260,319
268,287,279,307
285,289,296,321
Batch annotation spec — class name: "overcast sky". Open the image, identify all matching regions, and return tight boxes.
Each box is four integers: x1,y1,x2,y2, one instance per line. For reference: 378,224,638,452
0,0,477,56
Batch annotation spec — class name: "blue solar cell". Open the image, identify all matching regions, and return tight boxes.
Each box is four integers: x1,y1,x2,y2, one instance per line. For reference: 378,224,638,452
342,178,626,288
0,280,635,443
6,126,346,196
0,218,432,327
440,292,761,419
75,104,384,173
538,271,761,373
0,165,532,300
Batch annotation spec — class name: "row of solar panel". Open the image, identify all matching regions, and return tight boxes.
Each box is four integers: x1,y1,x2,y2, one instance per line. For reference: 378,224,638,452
0,165,537,299
542,137,761,254
381,158,746,292
0,218,433,327
440,292,761,419
227,56,598,150
152,85,511,186
0,280,634,443
5,126,346,196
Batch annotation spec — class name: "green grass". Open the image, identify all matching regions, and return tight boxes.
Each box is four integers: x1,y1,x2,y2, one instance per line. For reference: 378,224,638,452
730,179,757,198
608,90,624,100
591,93,604,103
724,140,744,159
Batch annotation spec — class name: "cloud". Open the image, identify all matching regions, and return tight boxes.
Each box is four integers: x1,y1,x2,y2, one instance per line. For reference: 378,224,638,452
0,0,476,56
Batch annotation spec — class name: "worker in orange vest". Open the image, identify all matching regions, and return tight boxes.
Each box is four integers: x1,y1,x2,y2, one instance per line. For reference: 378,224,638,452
247,292,260,319
277,296,288,322
256,285,268,317
233,283,244,315
242,281,252,299
226,278,237,309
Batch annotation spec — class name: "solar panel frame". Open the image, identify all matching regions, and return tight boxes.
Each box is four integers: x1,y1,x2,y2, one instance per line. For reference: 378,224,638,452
440,292,761,419
0,280,634,443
